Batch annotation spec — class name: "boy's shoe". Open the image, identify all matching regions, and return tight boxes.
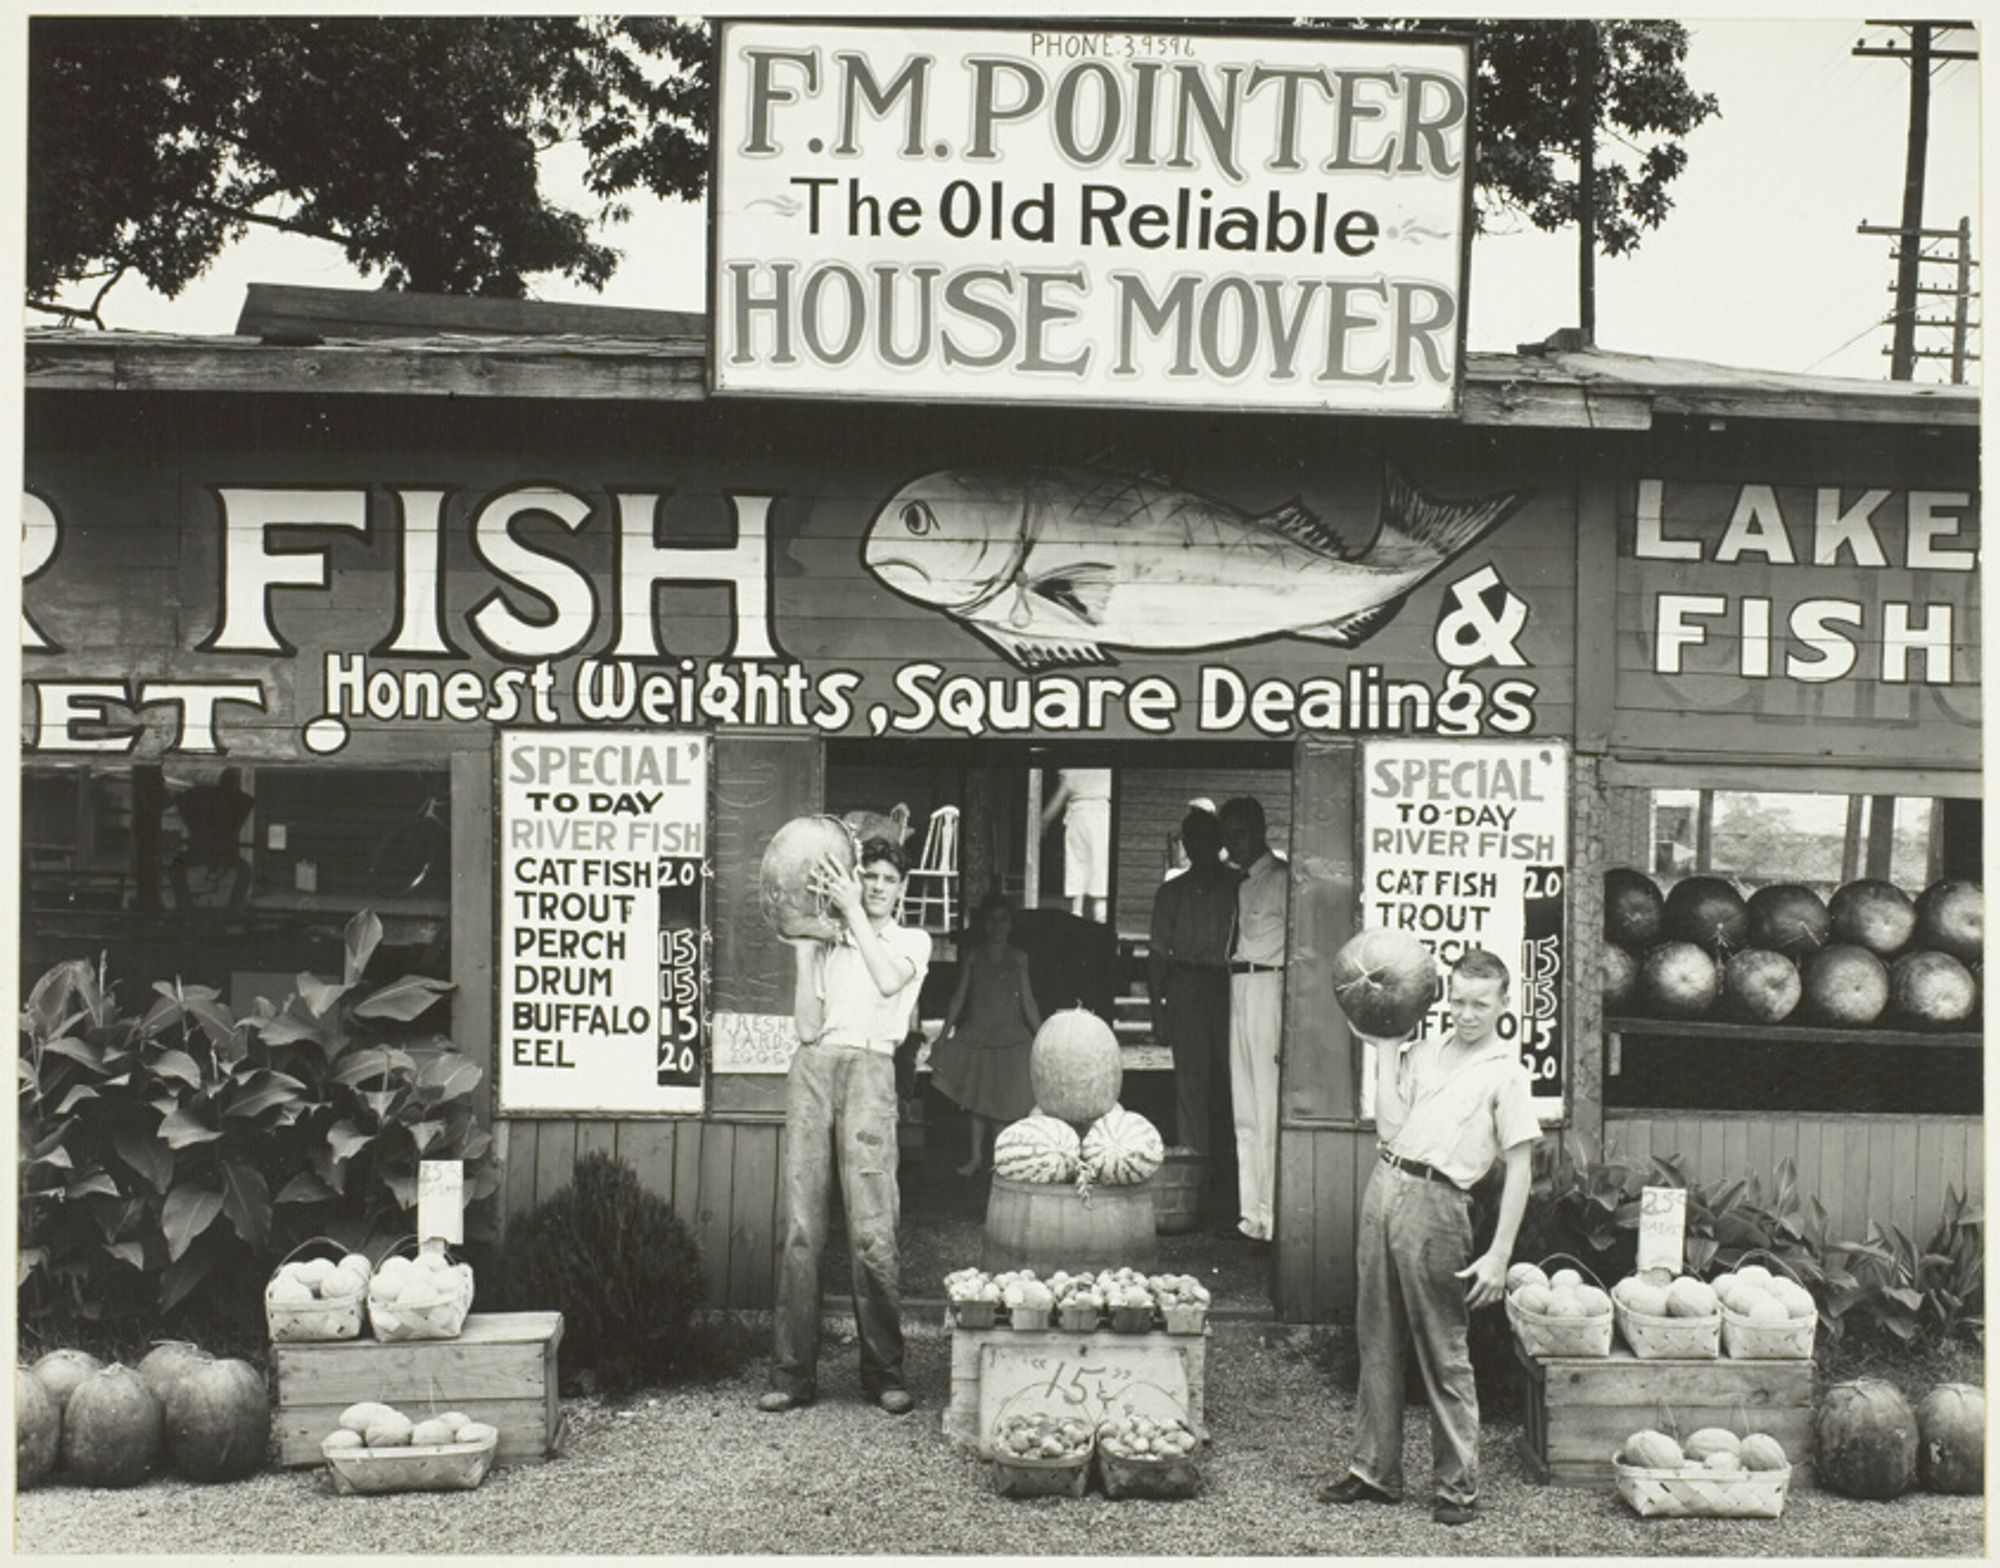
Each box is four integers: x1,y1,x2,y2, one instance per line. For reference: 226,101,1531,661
757,1390,809,1413
1432,1499,1477,1526
1317,1473,1397,1506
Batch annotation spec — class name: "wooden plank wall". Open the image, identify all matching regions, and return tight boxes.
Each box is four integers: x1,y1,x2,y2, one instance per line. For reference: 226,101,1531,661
500,1117,784,1310
1606,1112,1983,1242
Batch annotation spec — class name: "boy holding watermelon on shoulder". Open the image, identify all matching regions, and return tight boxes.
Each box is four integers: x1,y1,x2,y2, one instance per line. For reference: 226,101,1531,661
1319,946,1540,1527
759,838,932,1418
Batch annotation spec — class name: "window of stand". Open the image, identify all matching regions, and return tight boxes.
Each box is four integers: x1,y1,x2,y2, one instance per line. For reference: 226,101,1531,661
20,764,452,1019
1606,786,1981,1117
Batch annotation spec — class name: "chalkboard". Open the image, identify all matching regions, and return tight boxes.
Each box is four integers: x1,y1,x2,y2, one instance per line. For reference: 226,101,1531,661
709,734,822,1115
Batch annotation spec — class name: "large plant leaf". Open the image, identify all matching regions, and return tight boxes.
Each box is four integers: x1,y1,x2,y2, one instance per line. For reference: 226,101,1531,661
219,1160,272,1251
150,1048,205,1089
327,1120,374,1162
360,1089,401,1125
112,1119,177,1193
417,1052,483,1103
352,975,453,1022
40,1035,106,1071
101,1240,146,1272
161,1181,224,1262
297,973,354,1019
407,1119,445,1156
159,1247,220,1314
332,1047,417,1087
275,1170,339,1204
18,1247,49,1287
64,1172,123,1202
223,1069,309,1122
252,1011,328,1049
345,909,385,984
383,1167,418,1208
309,1141,349,1196
54,1083,100,1114
159,1103,223,1149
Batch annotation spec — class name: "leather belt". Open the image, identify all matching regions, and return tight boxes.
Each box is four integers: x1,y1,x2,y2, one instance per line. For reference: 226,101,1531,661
1380,1148,1455,1187
1228,960,1283,974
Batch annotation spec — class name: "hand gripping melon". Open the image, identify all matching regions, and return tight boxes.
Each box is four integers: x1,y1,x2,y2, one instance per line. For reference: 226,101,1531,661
1683,1427,1742,1463
1816,1378,1919,1499
62,1365,162,1488
163,1358,270,1482
1081,1105,1164,1185
32,1347,105,1413
16,1367,60,1489
1739,1433,1790,1472
1330,929,1440,1038
1916,1383,1983,1494
1028,1008,1123,1126
1623,1429,1684,1469
1506,1262,1549,1293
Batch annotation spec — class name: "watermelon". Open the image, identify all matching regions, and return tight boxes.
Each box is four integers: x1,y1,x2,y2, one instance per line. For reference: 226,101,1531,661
1604,867,1666,951
1800,945,1891,1027
1330,929,1439,1038
1722,949,1802,1023
1913,880,1982,965
1029,1008,1123,1126
1890,951,1977,1028
1080,1105,1165,1185
1829,879,1917,957
1746,883,1830,959
758,816,856,942
1664,876,1750,954
1915,1382,1983,1494
137,1341,213,1406
1639,941,1720,1018
61,1364,163,1488
163,1358,270,1482
1816,1378,1919,1499
31,1347,105,1415
1601,944,1639,1010
16,1367,61,1489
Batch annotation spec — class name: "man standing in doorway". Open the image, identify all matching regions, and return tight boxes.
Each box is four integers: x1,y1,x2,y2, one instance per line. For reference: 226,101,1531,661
761,838,932,1416
1220,796,1285,1249
1319,947,1539,1526
1146,805,1239,1220
1041,766,1111,923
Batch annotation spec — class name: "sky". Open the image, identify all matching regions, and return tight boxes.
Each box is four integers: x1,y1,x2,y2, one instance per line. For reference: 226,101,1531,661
35,14,1983,386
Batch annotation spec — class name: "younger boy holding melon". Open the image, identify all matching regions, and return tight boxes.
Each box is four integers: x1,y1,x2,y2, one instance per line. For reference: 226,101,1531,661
1320,945,1541,1527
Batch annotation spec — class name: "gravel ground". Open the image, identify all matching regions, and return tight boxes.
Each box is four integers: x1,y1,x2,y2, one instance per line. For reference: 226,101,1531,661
15,1322,1984,1558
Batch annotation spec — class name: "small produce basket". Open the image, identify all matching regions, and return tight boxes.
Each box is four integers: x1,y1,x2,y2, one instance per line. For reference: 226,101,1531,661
1008,1306,1050,1332
954,1301,999,1330
992,1449,1091,1499
1507,1253,1613,1359
1108,1305,1155,1334
322,1428,497,1496
1617,1302,1719,1360
1718,1252,1817,1360
366,1239,475,1342
266,1237,369,1345
1099,1448,1202,1500
1161,1305,1208,1336
1612,1453,1791,1519
1058,1303,1101,1334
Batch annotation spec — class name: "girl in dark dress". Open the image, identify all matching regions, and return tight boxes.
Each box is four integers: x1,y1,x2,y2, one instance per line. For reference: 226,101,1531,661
929,894,1042,1176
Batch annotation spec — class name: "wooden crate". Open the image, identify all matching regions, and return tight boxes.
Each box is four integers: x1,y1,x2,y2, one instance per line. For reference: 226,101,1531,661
1517,1343,1813,1490
274,1311,564,1468
941,1322,1208,1459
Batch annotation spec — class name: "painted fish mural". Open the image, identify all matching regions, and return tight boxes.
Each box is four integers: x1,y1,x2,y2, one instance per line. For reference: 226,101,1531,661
862,464,1534,670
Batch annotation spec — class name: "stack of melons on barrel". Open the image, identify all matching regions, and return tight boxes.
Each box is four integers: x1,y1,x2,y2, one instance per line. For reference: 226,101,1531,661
991,1010,1165,1192
1601,868,1981,1030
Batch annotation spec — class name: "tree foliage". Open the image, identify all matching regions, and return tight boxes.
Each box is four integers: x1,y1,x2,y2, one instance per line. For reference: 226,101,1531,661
30,16,1714,321
28,15,709,317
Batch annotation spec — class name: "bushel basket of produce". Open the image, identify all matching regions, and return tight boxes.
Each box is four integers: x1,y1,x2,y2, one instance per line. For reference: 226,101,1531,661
366,1239,475,1342
1097,1416,1202,1500
1612,1452,1791,1519
322,1426,497,1495
264,1237,371,1344
990,1413,1094,1499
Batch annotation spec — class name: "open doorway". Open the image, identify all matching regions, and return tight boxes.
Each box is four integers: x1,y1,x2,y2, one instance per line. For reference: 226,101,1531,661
819,739,1292,1311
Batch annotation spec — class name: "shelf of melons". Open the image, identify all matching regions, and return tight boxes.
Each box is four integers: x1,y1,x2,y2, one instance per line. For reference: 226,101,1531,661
1605,1015,1979,1049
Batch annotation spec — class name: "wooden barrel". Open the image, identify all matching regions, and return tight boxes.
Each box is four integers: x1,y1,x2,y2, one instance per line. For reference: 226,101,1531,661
1150,1152,1208,1236
983,1175,1158,1275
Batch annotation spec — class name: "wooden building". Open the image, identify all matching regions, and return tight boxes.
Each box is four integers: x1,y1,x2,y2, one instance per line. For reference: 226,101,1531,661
21,288,1981,1323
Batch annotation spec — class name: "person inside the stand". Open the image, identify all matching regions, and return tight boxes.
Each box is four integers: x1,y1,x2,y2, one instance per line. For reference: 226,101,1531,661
761,837,932,1417
1319,947,1540,1527
929,892,1042,1177
1040,766,1112,922
1220,795,1285,1250
167,767,255,913
1147,805,1240,1220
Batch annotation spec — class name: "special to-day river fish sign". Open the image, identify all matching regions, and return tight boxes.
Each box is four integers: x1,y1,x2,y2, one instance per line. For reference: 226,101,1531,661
863,462,1530,669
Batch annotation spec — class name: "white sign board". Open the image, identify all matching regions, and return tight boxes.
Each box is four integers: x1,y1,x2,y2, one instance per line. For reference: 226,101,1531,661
1637,1186,1688,1276
1360,738,1568,1122
713,21,1471,414
499,731,709,1115
976,1338,1196,1459
417,1160,464,1247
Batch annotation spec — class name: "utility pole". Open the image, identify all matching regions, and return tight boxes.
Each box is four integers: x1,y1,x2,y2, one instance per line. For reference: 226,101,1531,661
1949,214,1974,383
1854,20,1978,379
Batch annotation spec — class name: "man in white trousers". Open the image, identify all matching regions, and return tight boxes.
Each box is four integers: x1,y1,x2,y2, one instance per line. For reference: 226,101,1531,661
1220,796,1285,1250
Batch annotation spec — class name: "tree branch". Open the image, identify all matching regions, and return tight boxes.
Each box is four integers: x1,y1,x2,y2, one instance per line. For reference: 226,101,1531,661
27,296,104,327
186,196,352,247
